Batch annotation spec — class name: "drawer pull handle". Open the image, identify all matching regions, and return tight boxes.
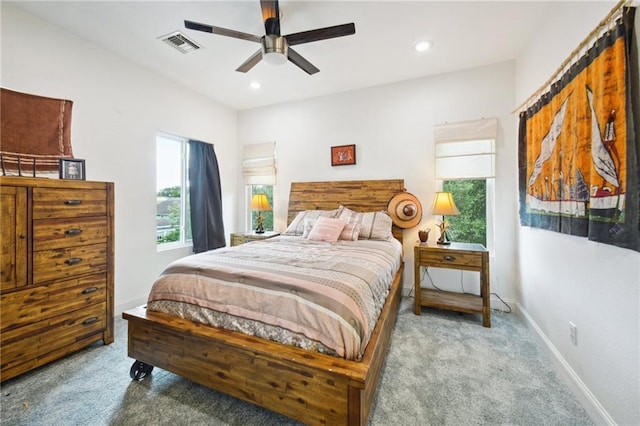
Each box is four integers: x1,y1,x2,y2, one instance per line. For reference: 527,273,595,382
65,257,83,266
83,317,99,325
82,287,99,294
19,234,26,239
65,228,83,236
64,199,83,206
444,255,456,262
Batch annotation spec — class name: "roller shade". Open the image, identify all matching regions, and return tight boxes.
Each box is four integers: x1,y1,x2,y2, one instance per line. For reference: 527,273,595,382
242,142,276,185
434,118,498,179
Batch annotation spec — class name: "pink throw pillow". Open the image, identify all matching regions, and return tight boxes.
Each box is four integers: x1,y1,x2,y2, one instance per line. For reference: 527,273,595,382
339,222,361,241
307,217,347,243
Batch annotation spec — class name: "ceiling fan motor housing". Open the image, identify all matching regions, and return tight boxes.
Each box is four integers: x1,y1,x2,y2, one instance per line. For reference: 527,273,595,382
262,35,288,65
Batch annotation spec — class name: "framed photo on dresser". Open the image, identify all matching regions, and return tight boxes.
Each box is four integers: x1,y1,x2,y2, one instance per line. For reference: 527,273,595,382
59,158,86,180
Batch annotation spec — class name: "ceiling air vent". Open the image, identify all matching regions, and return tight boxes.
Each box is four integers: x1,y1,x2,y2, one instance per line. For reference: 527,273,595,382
159,31,202,54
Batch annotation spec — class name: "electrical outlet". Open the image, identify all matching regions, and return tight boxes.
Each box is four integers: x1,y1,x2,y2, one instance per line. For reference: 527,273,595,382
569,322,578,346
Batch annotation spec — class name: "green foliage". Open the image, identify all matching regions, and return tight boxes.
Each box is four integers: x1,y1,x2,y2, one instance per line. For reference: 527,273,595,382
157,186,181,197
443,179,487,246
157,228,180,244
251,185,274,231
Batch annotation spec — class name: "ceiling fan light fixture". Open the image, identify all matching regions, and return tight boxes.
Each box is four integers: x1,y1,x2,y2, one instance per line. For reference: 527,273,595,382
414,40,433,52
262,35,288,65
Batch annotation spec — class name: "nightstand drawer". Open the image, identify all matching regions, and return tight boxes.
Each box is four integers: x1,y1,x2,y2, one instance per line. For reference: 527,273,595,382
418,250,483,269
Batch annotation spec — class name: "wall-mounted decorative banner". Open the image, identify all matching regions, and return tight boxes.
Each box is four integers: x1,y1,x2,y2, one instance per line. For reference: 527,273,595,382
518,7,639,252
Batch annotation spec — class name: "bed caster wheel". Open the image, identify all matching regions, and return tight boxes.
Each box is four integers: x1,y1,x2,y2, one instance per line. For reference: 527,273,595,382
130,360,154,381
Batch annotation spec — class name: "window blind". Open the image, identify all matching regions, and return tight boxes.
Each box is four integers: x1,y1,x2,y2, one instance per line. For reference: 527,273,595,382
242,142,276,185
434,117,498,179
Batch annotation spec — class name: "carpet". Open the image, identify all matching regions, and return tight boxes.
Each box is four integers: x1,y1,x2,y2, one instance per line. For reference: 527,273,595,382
1,297,593,425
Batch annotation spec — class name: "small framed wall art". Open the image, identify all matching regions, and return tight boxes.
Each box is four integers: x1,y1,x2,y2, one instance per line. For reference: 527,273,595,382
59,158,86,180
331,144,356,166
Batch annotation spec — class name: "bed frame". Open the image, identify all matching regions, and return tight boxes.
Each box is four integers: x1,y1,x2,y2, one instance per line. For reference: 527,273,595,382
123,179,406,425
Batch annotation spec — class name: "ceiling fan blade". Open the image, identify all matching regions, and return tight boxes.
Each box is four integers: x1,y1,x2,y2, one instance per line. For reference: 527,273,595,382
235,49,263,73
260,0,281,36
287,47,319,75
184,20,261,43
285,23,355,46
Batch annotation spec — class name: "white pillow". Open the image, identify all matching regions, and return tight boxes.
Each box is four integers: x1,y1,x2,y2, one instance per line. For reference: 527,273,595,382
302,217,317,238
307,217,347,243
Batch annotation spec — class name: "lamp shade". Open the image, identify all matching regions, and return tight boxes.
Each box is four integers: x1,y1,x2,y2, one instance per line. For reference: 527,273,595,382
430,192,460,216
250,193,271,211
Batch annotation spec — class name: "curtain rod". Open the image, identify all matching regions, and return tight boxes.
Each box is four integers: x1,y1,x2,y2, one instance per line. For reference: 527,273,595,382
512,0,631,114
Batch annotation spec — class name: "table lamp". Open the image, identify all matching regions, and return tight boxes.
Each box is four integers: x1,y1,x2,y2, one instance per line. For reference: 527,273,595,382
250,193,271,234
430,191,459,245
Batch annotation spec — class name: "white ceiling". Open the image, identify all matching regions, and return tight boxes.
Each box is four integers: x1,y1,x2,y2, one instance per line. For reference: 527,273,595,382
10,1,553,110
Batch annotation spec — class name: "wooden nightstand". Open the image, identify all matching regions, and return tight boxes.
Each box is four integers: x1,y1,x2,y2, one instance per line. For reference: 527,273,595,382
230,231,280,247
414,242,490,327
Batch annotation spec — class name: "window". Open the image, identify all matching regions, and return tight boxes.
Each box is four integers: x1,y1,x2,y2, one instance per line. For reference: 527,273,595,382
242,142,276,232
156,132,191,247
442,179,490,247
434,118,497,250
247,185,274,232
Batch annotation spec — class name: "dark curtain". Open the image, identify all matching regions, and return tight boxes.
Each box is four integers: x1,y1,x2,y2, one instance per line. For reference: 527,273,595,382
188,140,226,253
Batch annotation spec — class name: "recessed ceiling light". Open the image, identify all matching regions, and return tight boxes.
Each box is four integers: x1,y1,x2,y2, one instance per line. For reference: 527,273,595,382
250,81,261,90
414,40,433,52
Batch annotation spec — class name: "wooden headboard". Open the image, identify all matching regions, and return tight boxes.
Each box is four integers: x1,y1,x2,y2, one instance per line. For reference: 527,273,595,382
288,179,406,242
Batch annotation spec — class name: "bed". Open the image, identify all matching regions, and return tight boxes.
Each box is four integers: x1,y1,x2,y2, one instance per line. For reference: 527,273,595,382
123,179,406,425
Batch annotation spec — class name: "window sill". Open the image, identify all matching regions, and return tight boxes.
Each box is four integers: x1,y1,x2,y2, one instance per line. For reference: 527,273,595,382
156,242,193,252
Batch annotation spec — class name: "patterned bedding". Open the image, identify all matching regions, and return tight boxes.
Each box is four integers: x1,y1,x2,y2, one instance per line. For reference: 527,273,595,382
146,235,402,360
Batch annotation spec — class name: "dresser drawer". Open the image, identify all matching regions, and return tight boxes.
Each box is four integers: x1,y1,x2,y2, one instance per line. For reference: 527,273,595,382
418,250,483,269
33,243,107,284
33,188,107,219
33,217,108,251
1,302,106,372
1,273,107,331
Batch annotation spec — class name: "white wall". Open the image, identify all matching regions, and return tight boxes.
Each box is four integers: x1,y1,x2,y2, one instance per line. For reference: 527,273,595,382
238,60,519,306
515,3,640,425
1,5,239,313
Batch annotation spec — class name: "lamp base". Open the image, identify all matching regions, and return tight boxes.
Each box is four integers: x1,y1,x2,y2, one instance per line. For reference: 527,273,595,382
436,240,451,245
255,212,265,234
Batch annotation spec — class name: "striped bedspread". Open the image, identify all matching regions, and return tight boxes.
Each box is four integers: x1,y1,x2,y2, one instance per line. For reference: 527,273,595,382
146,236,402,360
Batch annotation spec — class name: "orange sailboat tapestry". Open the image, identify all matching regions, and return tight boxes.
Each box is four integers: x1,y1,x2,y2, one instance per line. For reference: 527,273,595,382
518,7,639,252
0,88,74,176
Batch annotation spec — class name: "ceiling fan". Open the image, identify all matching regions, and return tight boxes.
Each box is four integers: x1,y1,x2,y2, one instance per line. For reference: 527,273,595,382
184,0,355,75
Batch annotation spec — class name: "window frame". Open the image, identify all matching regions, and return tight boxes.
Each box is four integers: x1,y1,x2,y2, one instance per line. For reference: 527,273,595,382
245,184,274,232
156,132,192,250
438,178,495,252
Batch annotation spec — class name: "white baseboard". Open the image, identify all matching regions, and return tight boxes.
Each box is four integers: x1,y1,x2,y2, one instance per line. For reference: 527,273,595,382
115,296,148,317
515,302,615,426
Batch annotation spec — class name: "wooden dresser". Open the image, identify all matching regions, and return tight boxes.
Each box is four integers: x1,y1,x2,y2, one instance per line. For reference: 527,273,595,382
0,176,114,381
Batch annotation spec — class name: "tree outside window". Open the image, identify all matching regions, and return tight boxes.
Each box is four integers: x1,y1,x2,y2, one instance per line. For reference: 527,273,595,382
156,133,191,246
443,179,487,247
250,185,273,232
